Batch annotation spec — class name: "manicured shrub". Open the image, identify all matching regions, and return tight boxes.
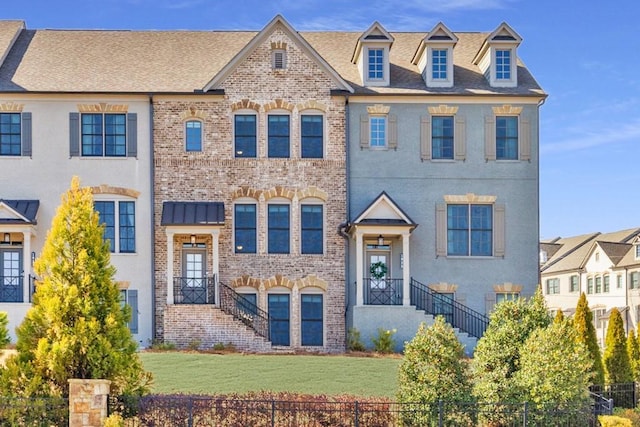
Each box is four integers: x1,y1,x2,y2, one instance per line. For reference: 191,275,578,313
627,330,640,381
604,308,633,385
599,415,633,427
397,317,474,426
372,328,396,354
574,292,605,384
347,327,366,352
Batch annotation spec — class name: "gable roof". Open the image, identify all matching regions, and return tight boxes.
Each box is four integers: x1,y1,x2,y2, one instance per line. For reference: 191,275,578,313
351,21,394,64
473,22,522,65
0,18,544,96
411,22,458,65
582,241,633,268
0,20,23,69
352,191,416,227
203,15,353,93
0,199,39,224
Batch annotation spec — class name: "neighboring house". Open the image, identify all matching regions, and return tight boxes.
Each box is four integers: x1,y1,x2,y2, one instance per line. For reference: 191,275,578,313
541,228,640,347
0,16,545,353
343,22,545,351
0,21,153,345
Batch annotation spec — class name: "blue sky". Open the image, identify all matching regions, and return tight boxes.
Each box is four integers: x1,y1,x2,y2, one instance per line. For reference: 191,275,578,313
4,0,639,239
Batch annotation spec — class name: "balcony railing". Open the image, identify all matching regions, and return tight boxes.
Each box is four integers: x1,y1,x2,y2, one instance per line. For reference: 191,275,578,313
172,276,215,304
410,278,489,339
363,278,403,305
218,282,269,340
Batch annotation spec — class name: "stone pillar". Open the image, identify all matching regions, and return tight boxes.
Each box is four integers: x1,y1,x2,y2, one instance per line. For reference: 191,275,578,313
68,379,111,427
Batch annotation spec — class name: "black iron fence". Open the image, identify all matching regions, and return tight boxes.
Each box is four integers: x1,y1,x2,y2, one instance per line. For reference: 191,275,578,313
0,396,68,425
410,278,489,339
108,395,599,427
173,276,216,304
590,382,636,409
219,282,270,340
363,278,403,305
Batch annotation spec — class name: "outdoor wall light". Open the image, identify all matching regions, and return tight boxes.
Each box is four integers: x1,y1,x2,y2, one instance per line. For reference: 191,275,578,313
377,235,384,246
3,233,9,243
190,234,196,246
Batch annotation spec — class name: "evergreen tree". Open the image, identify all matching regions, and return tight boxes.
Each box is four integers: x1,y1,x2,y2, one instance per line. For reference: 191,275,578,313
554,309,565,324
627,329,640,381
573,293,605,385
472,288,551,405
0,177,152,397
603,308,633,384
0,312,9,349
397,317,473,426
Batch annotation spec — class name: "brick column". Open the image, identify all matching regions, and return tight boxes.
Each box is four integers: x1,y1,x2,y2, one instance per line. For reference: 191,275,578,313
68,379,111,427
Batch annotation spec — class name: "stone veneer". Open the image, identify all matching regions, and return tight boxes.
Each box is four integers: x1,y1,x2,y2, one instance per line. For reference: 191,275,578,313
68,379,111,427
154,23,346,352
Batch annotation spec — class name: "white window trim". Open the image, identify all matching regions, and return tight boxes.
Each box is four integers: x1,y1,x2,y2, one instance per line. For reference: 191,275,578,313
299,111,326,159
272,49,286,70
364,45,390,87
267,198,292,255
426,47,454,88
93,196,136,255
266,110,291,159
491,46,517,87
184,119,203,152
495,114,520,162
233,197,258,254
369,115,388,150
299,198,325,255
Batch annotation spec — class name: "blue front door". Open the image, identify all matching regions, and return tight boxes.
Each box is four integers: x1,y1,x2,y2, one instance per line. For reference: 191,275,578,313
1,249,22,302
268,294,290,346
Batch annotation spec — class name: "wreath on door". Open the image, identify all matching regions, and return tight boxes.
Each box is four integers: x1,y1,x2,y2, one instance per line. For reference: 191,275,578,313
370,261,388,280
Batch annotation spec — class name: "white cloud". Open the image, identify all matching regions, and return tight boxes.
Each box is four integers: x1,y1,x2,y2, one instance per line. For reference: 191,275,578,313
541,120,640,154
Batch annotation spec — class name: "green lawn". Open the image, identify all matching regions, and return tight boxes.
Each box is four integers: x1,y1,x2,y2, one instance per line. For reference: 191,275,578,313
140,352,400,398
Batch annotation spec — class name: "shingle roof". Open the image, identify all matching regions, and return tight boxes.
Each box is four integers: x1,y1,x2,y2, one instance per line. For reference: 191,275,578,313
0,21,545,96
0,21,23,68
597,241,633,266
0,199,39,224
161,202,225,226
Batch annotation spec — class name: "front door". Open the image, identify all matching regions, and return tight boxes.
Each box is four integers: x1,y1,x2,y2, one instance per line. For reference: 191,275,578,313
1,249,22,302
182,249,206,303
268,294,290,346
368,252,389,288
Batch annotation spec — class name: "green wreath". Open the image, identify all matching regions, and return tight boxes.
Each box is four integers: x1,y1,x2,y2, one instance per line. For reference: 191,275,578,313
370,261,388,280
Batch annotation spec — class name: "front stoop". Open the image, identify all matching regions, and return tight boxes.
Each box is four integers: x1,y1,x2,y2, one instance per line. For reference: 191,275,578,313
164,305,272,352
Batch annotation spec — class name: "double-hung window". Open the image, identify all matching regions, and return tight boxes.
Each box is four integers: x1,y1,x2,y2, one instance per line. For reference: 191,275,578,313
636,244,640,259
0,113,21,156
268,115,290,158
570,275,579,293
81,113,126,156
595,276,602,293
301,294,323,346
604,275,610,293
496,116,518,160
94,201,136,253
301,204,323,254
496,292,519,304
368,48,384,80
234,115,256,158
496,49,511,80
301,115,323,158
432,116,454,159
185,120,202,152
369,116,386,148
447,204,492,256
234,204,256,253
545,278,559,295
630,272,640,289
432,49,448,80
268,204,290,254
587,277,594,294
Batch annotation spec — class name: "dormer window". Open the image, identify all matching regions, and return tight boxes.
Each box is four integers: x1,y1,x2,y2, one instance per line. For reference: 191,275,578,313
352,22,394,87
472,22,522,88
411,22,457,88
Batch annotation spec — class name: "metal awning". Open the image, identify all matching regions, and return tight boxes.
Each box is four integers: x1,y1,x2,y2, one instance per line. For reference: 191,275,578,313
161,202,224,226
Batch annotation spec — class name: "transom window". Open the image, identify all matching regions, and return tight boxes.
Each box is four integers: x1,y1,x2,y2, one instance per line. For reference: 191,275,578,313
432,49,448,79
268,115,290,158
496,116,518,160
268,204,290,254
0,113,20,156
234,115,257,158
81,113,126,157
301,115,323,158
94,200,136,253
234,204,256,253
369,116,386,148
185,120,202,152
301,294,323,346
447,204,492,256
301,204,323,254
368,48,384,80
546,278,559,295
496,49,511,80
432,116,454,159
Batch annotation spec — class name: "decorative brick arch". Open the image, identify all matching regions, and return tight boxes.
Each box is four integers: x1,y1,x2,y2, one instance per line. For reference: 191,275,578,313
77,103,128,113
297,186,328,202
231,99,260,112
89,185,140,198
492,105,522,115
179,106,207,121
297,100,327,112
263,98,295,113
263,185,296,201
230,275,262,290
0,102,23,112
296,275,328,291
428,105,459,115
263,274,294,290
231,186,263,201
270,41,288,50
367,104,390,115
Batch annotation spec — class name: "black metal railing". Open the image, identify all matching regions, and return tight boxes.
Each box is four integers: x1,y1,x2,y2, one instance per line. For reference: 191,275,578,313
589,391,614,416
172,276,215,304
108,395,598,427
218,282,269,340
410,278,489,339
363,278,402,305
29,275,37,303
0,275,23,302
590,383,636,409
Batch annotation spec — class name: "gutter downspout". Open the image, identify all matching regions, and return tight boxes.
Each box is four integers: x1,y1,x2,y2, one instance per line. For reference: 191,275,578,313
149,94,156,345
339,96,351,350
